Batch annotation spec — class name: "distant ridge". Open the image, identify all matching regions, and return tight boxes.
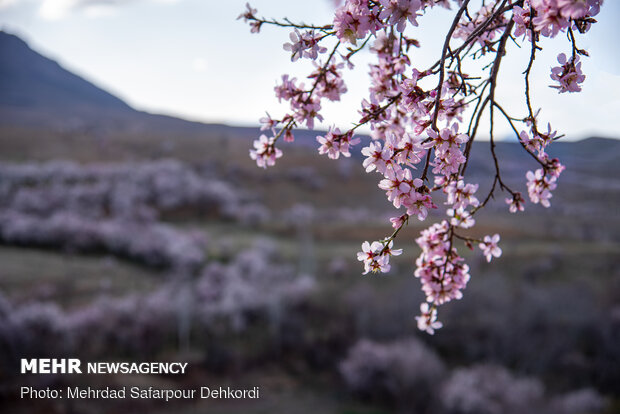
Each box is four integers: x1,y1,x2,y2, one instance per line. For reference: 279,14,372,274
0,31,616,152
0,31,133,113
0,30,246,136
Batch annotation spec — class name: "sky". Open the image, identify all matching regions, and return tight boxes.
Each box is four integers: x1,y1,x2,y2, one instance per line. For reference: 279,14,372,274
0,0,619,140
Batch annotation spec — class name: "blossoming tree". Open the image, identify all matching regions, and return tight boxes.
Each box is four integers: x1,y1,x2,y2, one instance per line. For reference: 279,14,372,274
239,0,603,334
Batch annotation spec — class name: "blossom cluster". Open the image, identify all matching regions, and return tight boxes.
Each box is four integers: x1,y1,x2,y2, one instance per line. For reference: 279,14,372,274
357,240,402,274
414,221,470,332
241,0,603,333
529,0,602,37
283,29,327,61
514,0,600,93
250,134,282,168
517,110,566,209
317,127,360,159
550,53,585,93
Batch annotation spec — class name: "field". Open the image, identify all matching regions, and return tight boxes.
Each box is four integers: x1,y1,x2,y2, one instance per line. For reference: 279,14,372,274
0,124,619,414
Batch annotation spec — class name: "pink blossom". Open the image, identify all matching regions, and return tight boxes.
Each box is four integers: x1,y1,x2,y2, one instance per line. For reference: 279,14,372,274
403,190,435,220
379,165,413,207
283,29,327,61
431,146,466,176
513,5,534,39
399,76,428,112
237,2,257,22
558,0,600,19
250,135,283,168
454,4,507,48
379,0,422,32
361,141,393,174
358,97,385,124
357,240,383,267
445,179,479,210
415,221,471,306
447,207,475,229
283,128,295,142
428,123,469,152
389,213,408,229
357,241,390,275
383,240,403,257
550,53,585,93
259,113,278,133
357,240,401,274
526,168,557,207
520,130,542,154
479,234,502,262
249,21,262,33
415,302,443,335
292,95,323,129
237,3,262,33
317,127,360,159
532,0,570,37
274,74,301,102
505,192,525,213
547,157,565,178
427,124,469,176
310,61,348,101
394,133,426,167
333,1,380,44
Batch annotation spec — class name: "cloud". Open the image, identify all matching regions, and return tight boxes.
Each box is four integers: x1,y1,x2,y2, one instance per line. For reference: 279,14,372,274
38,0,123,20
39,0,76,20
0,0,19,9
192,57,208,73
35,0,180,20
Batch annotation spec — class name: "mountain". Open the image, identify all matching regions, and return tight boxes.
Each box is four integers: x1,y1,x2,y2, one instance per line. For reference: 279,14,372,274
0,31,134,114
0,31,247,136
1,31,618,167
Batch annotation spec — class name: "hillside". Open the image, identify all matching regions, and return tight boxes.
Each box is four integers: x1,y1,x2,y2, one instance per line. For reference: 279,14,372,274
0,31,247,136
0,31,136,124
